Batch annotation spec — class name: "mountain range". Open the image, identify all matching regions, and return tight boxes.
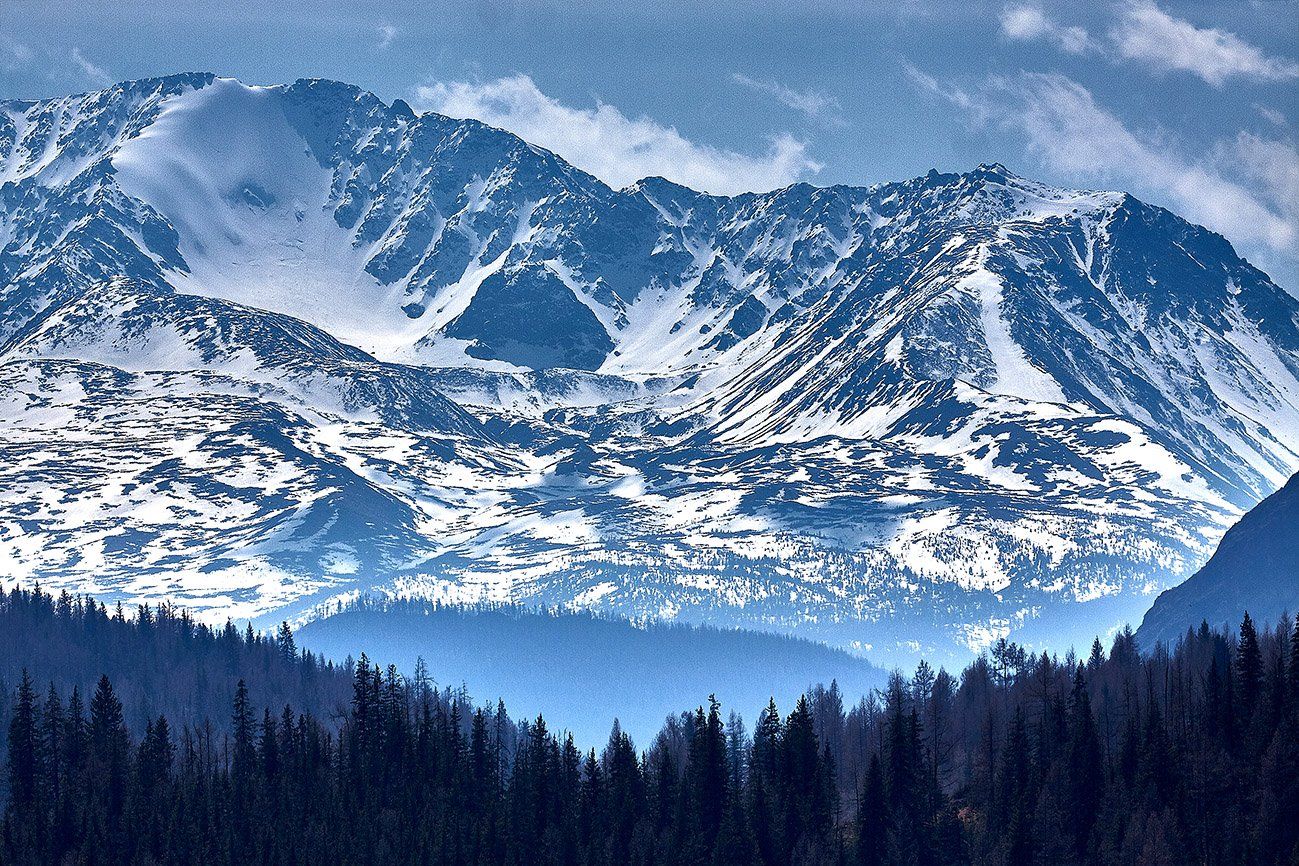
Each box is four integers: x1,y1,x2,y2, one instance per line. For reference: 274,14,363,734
2,74,1298,666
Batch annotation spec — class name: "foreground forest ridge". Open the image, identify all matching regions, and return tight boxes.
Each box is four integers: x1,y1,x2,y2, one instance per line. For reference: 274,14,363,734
1,586,1298,865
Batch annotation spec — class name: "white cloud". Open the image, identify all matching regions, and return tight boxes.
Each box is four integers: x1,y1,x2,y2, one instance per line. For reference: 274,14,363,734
412,74,821,195
903,63,987,122
911,68,1297,259
730,73,845,125
376,24,397,50
1110,1,1299,87
998,3,1299,88
2,37,34,72
999,5,1094,54
70,47,110,85
1225,132,1299,228
1254,104,1288,128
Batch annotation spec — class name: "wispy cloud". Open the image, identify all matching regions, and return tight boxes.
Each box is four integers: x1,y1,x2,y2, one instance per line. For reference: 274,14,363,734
70,47,110,85
376,24,398,50
1,37,35,72
1111,1,1299,87
999,2,1299,88
730,73,845,125
907,66,1297,260
412,74,821,195
1254,104,1289,128
1224,132,1299,232
999,5,1094,55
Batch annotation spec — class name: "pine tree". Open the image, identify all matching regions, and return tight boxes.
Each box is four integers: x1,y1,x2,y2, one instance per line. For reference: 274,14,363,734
1237,612,1263,723
780,695,825,857
1065,667,1101,858
685,698,729,857
603,721,642,861
259,708,279,787
40,684,64,808
276,621,297,664
1288,615,1299,714
857,753,888,866
1088,637,1105,671
752,697,782,790
579,746,603,851
996,708,1033,866
4,669,43,860
87,674,130,847
63,686,87,789
749,767,778,866
231,679,256,783
5,669,38,810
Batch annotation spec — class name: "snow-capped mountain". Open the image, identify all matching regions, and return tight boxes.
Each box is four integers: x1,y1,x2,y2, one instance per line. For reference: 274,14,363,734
3,74,1298,665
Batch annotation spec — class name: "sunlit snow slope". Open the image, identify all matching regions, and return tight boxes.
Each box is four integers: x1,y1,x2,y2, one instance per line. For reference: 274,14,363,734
3,74,1298,666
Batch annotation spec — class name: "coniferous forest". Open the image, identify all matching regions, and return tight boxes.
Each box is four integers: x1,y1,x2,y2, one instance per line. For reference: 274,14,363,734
2,585,1298,865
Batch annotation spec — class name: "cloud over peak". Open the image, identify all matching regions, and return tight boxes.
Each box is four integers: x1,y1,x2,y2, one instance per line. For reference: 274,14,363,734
909,66,1297,260
69,48,111,86
412,74,821,195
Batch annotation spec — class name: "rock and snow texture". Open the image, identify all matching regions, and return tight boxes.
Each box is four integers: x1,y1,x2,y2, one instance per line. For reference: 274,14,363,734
2,74,1298,665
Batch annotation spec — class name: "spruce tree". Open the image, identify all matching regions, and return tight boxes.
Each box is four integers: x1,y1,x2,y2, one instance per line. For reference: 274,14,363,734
1289,615,1299,713
1238,612,1263,723
6,670,38,810
857,753,888,866
276,621,297,664
4,669,42,860
1065,667,1101,858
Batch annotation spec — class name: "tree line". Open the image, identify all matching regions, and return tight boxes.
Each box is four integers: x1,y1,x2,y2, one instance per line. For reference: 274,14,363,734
0,585,351,736
2,585,1298,864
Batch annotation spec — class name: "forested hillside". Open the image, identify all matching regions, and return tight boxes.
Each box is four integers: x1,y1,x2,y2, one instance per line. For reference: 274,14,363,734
0,586,350,735
3,585,1297,864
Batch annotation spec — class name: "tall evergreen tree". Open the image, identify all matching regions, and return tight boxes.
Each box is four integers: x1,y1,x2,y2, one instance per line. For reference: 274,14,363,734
1238,612,1263,723
1065,667,1101,858
1288,615,1299,712
857,753,888,866
6,670,38,811
276,621,297,664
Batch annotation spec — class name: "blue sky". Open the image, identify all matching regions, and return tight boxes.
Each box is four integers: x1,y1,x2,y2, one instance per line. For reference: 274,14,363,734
3,0,1297,285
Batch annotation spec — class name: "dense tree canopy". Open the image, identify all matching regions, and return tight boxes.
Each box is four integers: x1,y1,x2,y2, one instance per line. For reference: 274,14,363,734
2,585,1297,864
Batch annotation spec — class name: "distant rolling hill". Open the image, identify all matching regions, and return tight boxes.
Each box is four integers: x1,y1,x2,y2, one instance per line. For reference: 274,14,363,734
295,600,885,746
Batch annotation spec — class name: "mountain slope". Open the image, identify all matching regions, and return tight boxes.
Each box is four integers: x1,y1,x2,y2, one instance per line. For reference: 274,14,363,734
1137,471,1299,646
2,74,1298,665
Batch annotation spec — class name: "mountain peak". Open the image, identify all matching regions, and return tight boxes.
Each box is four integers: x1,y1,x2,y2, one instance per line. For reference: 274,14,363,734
972,161,1013,179
3,75,1298,665
0,71,216,108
